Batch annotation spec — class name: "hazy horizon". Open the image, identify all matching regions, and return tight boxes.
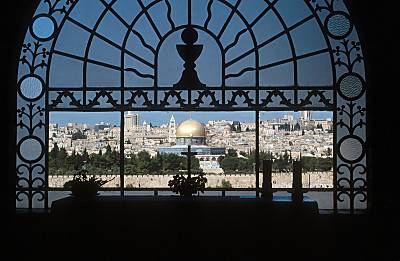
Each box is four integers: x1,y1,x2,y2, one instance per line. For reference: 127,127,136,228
49,111,332,127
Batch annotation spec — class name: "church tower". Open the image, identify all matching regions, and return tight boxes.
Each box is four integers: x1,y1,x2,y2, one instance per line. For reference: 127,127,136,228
168,115,176,144
300,111,312,121
124,111,139,130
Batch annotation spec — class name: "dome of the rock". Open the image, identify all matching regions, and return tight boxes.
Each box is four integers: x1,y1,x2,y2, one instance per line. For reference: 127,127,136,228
176,119,206,138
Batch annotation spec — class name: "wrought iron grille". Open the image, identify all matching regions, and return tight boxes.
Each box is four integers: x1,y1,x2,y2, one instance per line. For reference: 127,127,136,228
16,0,367,212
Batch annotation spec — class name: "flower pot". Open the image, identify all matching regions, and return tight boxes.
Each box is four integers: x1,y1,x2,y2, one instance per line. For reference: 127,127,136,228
70,182,100,199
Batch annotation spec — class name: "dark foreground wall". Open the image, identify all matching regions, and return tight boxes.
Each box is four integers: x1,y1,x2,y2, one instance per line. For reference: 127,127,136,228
14,196,400,260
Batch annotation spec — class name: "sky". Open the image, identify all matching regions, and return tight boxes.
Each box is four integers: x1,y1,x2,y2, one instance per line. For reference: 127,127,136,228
44,0,333,88
32,0,335,127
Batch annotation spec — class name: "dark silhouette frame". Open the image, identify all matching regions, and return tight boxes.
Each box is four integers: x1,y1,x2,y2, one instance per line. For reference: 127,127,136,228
15,0,367,213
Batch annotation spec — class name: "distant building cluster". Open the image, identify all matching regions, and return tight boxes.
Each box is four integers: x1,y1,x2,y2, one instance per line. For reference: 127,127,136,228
49,111,333,173
159,118,225,173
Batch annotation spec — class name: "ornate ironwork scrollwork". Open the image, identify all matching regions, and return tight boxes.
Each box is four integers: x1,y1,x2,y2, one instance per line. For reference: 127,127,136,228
159,90,186,108
261,89,294,108
17,0,77,209
16,102,46,207
87,91,120,109
298,90,333,108
19,42,50,74
44,0,75,15
192,90,221,108
126,90,154,108
309,0,367,211
49,91,82,109
227,90,255,107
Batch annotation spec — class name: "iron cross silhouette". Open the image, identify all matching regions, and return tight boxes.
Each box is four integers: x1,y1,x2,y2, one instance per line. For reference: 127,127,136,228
181,145,197,178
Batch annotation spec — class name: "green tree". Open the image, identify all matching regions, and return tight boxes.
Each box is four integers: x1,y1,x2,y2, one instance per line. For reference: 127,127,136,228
90,152,103,169
136,151,151,173
49,143,59,160
125,153,139,174
148,156,162,174
236,122,241,133
57,147,68,161
191,156,201,173
54,147,67,170
162,153,184,173
318,157,332,171
237,158,251,172
227,148,237,157
219,156,238,172
112,148,119,162
180,155,201,173
302,156,317,172
219,179,232,188
82,148,89,163
72,130,87,140
105,144,112,156
65,150,76,170
272,152,292,172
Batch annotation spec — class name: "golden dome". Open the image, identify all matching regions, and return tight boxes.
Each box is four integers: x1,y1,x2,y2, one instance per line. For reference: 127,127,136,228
176,119,206,137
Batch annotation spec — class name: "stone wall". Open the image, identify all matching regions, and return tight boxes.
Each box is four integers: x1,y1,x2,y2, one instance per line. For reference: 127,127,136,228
49,172,333,189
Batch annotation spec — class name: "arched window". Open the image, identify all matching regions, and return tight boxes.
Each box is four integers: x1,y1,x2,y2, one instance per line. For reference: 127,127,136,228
17,0,366,212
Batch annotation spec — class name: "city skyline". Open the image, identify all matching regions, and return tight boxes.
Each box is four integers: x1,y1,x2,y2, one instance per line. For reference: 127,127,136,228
49,111,332,127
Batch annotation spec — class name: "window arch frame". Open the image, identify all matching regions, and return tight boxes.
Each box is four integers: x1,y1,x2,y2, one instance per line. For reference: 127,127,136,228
16,0,367,213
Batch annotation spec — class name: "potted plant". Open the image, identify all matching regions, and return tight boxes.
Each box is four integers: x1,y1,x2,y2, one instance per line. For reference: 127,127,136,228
168,173,207,197
64,168,113,199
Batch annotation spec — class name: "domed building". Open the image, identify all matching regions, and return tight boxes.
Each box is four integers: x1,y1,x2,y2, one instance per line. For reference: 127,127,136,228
159,118,225,173
176,119,206,145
